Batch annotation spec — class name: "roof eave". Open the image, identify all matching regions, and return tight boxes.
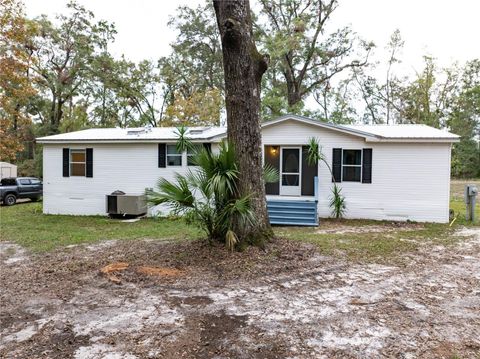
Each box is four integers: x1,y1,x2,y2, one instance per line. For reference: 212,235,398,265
365,137,460,143
36,138,223,144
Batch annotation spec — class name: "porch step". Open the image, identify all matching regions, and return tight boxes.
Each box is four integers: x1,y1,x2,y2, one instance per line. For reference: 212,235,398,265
267,200,318,226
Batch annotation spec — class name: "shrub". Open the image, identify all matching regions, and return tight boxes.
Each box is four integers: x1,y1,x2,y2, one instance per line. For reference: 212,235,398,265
146,142,255,247
329,184,346,219
307,136,347,219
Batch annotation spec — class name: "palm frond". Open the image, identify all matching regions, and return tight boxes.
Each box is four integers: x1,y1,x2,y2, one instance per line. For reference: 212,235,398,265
329,184,346,219
174,125,194,152
146,174,194,214
306,137,326,166
263,163,279,183
146,140,257,245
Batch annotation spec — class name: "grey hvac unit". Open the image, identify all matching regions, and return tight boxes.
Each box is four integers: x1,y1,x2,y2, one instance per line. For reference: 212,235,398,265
106,190,147,216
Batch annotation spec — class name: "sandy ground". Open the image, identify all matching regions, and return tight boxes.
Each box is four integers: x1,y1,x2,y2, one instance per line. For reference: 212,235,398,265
1,228,479,359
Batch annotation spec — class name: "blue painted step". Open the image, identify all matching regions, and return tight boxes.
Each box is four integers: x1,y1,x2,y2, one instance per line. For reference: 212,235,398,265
267,199,318,226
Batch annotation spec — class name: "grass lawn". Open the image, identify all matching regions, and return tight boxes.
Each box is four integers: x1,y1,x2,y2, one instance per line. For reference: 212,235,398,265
0,179,478,255
276,179,479,262
0,202,200,252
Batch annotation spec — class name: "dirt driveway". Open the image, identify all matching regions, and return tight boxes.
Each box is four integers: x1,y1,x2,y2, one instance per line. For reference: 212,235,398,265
1,228,479,359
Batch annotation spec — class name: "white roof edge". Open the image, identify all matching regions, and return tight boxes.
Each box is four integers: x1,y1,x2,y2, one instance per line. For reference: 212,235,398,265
36,115,460,143
262,114,459,142
366,137,461,143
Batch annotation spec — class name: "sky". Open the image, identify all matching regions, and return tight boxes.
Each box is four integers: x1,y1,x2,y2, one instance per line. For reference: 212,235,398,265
23,0,480,77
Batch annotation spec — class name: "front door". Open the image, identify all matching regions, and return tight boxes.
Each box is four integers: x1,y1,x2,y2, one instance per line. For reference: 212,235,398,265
280,147,301,196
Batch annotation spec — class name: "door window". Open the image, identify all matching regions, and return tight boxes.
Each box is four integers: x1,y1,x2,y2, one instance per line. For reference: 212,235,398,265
281,148,300,186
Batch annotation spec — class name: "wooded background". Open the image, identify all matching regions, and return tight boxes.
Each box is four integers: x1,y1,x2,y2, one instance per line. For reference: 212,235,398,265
1,0,478,178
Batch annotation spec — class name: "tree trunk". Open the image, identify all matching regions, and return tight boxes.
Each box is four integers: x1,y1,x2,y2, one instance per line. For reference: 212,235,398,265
213,0,272,244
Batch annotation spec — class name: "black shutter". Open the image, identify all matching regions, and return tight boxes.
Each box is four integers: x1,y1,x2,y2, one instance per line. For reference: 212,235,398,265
62,148,70,177
362,148,372,183
86,148,93,177
301,146,317,196
332,148,342,182
158,143,166,168
264,146,280,195
203,143,212,153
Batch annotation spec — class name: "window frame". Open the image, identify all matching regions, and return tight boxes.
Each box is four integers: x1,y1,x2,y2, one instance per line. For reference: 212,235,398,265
70,149,86,177
342,149,362,182
187,144,201,166
166,144,182,167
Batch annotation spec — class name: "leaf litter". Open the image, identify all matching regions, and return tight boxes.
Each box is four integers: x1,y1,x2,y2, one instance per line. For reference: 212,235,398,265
0,227,479,358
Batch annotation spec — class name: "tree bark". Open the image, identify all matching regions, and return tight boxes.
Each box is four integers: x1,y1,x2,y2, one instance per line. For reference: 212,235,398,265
213,0,272,243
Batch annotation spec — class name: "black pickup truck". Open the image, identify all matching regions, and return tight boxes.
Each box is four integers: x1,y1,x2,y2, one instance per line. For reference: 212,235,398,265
0,177,43,206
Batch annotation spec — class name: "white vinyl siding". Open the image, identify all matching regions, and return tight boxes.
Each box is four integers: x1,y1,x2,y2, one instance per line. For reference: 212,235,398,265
42,120,453,223
43,143,221,216
262,119,452,223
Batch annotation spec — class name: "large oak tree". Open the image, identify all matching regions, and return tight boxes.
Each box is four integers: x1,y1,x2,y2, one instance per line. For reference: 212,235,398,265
213,0,272,242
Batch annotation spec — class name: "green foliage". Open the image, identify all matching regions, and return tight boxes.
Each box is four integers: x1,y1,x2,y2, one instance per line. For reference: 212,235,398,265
159,2,224,126
329,184,346,219
263,163,280,184
258,0,373,111
29,1,116,134
174,126,194,153
306,137,322,166
147,142,255,247
305,136,346,218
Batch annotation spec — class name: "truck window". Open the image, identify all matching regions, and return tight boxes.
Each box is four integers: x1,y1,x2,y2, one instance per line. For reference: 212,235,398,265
1,178,16,186
19,179,31,185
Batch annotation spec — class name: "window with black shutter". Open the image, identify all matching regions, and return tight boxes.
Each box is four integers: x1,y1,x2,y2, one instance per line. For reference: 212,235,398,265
62,148,70,177
86,148,93,177
332,148,342,182
342,149,362,182
158,143,166,168
70,149,86,176
362,148,372,183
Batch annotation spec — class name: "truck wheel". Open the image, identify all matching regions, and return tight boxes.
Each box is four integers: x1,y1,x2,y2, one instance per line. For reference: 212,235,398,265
4,194,17,206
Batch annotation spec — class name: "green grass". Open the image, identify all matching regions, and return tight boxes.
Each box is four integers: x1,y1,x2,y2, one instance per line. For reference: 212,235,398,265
0,202,200,252
274,186,479,263
1,180,478,256
274,222,457,263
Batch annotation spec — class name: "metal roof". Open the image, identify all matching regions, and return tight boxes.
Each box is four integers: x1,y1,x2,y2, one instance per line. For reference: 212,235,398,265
344,124,460,140
36,126,227,143
36,115,460,144
261,115,460,142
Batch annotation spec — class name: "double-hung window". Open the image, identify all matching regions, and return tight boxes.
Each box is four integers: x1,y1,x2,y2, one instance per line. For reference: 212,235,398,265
342,149,361,182
167,145,182,166
70,149,86,176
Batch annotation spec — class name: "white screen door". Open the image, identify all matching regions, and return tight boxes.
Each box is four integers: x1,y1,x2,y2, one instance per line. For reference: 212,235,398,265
280,147,301,196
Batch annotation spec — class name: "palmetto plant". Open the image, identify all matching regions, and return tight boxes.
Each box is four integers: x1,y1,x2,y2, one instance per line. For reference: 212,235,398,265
329,184,346,219
146,141,255,248
306,136,347,219
174,125,194,153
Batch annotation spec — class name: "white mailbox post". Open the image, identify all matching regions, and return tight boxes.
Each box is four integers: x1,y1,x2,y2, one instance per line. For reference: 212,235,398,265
465,185,478,222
